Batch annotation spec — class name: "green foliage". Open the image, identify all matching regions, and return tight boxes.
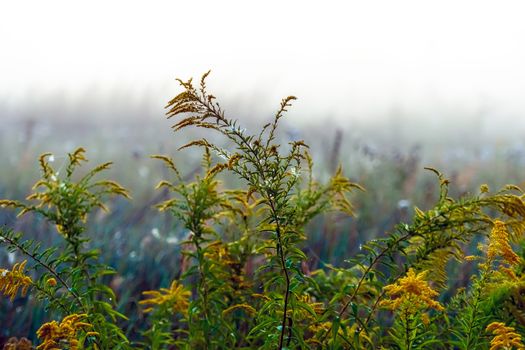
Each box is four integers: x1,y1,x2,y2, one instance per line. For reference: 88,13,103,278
0,148,132,349
1,72,525,349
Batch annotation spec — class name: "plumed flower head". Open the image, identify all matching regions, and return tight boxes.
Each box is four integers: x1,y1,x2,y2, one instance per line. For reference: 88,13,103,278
380,268,444,313
0,260,32,301
139,280,191,315
486,322,525,350
488,220,521,266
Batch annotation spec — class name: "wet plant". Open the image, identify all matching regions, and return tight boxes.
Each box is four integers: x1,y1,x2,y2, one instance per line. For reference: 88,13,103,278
2,72,525,349
0,149,132,349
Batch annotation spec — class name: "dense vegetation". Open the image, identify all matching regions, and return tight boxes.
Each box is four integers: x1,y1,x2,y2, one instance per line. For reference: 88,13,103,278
1,73,525,349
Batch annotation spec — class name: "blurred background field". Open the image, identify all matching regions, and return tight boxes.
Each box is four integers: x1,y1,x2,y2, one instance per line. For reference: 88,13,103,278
1,113,525,342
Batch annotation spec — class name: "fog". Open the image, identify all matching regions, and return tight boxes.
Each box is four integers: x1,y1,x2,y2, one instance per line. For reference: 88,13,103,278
2,0,525,139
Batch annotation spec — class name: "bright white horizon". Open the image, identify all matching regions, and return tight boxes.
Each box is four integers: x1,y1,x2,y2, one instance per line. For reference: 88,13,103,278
1,0,525,126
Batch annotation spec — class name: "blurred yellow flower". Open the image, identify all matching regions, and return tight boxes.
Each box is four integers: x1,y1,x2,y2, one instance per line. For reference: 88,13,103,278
464,255,478,261
421,313,431,326
0,260,32,301
486,322,525,350
139,280,191,315
308,321,332,334
222,303,256,316
36,313,98,350
380,268,443,313
3,337,33,350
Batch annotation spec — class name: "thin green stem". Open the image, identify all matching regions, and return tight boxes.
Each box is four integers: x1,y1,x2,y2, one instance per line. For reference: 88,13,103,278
1,234,86,312
273,212,291,350
404,308,412,350
194,237,211,350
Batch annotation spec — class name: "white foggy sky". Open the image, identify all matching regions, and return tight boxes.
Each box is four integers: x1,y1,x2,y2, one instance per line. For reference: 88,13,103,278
1,0,525,123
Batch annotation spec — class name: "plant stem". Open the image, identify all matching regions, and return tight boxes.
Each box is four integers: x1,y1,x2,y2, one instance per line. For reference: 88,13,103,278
341,233,411,316
463,269,489,349
404,308,412,350
1,234,86,312
32,283,69,314
268,200,291,350
276,223,291,350
194,237,211,350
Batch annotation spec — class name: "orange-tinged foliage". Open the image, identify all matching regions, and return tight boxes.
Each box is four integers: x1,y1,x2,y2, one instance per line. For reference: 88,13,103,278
0,260,32,301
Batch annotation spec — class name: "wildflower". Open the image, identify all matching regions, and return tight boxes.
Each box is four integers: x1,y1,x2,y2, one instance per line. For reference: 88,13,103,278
139,280,191,315
421,313,430,326
500,266,519,281
3,337,33,350
308,321,333,334
486,322,525,350
222,303,256,316
46,278,57,287
0,260,32,301
251,293,271,301
55,224,65,235
307,322,362,341
380,268,444,313
36,314,98,350
488,221,520,266
299,294,324,316
204,242,235,266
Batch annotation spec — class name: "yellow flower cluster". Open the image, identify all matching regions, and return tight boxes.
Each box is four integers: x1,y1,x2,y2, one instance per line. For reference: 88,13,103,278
308,321,332,334
222,303,256,316
204,241,235,266
36,314,98,350
307,322,371,346
380,268,444,313
486,322,525,350
298,294,324,318
139,280,191,315
0,260,32,301
488,221,521,266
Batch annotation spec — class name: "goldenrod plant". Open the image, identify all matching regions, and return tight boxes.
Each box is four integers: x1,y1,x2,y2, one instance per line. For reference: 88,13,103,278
0,149,131,349
36,313,98,350
486,322,525,350
380,268,444,349
2,72,525,349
